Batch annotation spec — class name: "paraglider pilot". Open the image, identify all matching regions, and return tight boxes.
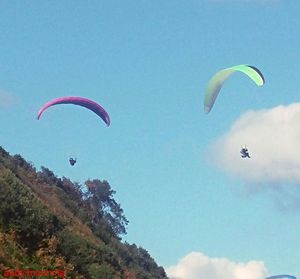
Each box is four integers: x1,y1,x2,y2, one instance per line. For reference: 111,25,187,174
240,147,250,158
69,157,77,166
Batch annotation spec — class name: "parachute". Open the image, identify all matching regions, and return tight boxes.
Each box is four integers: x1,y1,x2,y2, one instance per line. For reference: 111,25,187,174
204,65,265,113
266,275,297,279
37,96,110,126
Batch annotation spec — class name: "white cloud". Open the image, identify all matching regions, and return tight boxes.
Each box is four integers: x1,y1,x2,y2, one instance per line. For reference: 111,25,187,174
166,252,268,279
209,103,300,186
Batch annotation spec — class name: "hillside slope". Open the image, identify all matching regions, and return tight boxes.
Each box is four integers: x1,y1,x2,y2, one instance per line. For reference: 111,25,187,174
0,147,168,279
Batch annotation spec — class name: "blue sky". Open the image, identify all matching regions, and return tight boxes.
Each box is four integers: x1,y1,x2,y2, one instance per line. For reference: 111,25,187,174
0,1,300,278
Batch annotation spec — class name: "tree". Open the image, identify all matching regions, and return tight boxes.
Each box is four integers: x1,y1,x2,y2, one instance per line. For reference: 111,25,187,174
37,167,63,188
84,179,129,237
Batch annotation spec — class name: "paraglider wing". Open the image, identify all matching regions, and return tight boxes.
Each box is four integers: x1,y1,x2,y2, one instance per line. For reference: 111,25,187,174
266,275,297,279
37,96,110,126
204,64,265,113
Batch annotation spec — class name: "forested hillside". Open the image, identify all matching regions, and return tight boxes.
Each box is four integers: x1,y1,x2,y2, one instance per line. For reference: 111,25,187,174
0,146,168,279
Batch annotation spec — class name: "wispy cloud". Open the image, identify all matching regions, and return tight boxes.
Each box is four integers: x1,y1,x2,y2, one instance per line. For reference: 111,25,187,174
166,252,268,279
0,90,17,108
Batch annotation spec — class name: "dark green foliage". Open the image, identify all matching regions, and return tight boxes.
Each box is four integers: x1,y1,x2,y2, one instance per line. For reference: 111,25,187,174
88,263,120,279
61,177,83,202
114,242,168,278
58,230,99,274
37,166,63,188
12,154,36,172
0,146,9,157
91,218,115,244
0,170,62,252
57,229,123,278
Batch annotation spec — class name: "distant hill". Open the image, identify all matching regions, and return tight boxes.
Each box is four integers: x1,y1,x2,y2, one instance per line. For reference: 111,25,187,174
0,146,168,279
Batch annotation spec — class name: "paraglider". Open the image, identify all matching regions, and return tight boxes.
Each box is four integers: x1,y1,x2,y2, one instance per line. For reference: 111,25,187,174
69,157,77,166
265,275,297,279
240,146,250,158
204,64,265,113
37,96,110,126
38,96,110,167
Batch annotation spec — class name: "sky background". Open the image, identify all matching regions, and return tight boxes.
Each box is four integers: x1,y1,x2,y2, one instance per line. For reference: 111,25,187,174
0,1,299,278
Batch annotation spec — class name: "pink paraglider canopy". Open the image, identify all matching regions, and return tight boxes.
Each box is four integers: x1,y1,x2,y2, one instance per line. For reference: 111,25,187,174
37,96,110,126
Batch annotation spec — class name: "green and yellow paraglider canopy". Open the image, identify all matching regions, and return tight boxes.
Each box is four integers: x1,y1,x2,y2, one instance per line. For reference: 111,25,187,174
204,64,265,113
